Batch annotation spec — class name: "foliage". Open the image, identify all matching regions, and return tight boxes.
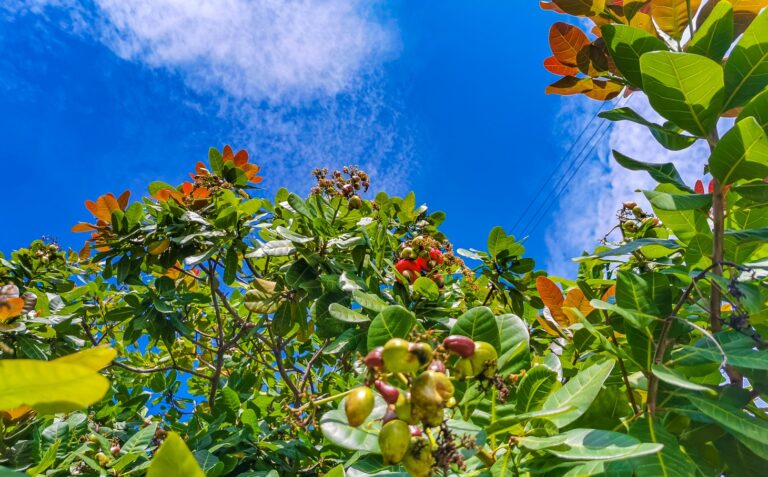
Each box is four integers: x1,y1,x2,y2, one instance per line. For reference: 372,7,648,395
0,2,767,475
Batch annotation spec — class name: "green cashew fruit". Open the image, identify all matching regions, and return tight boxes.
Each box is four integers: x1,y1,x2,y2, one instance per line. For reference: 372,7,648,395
383,338,420,374
468,341,498,378
379,419,411,464
402,436,434,477
345,386,374,427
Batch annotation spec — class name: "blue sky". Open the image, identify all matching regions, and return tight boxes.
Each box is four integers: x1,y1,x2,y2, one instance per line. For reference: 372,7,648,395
0,1,711,275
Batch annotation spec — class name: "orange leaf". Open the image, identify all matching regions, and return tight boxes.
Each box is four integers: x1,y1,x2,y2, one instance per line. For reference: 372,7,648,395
727,0,768,35
223,145,234,161
602,284,617,301
549,22,590,66
562,288,595,324
233,149,248,167
116,190,131,210
536,276,569,326
544,56,580,76
71,222,97,233
0,405,32,422
0,297,24,322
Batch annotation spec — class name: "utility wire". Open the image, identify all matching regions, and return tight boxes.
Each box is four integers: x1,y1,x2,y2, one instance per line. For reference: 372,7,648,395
510,98,617,237
517,96,625,238
521,95,628,238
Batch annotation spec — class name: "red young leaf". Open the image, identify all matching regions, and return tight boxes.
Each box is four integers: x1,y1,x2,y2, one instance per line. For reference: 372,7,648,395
544,56,580,76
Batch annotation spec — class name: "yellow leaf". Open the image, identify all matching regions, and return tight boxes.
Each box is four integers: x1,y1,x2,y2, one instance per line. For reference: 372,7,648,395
728,0,768,34
54,346,116,370
148,433,205,477
0,297,24,323
0,349,114,414
148,238,171,256
537,314,562,337
651,0,703,38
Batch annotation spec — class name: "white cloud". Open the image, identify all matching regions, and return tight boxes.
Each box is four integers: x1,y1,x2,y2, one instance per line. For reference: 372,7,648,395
3,0,410,194
92,0,396,102
545,94,712,277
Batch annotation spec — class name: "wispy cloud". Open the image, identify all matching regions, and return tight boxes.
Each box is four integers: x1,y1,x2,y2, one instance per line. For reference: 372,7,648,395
545,94,711,277
4,0,411,194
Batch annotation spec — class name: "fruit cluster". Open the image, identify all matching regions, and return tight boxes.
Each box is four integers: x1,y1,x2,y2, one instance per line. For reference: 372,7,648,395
311,166,370,210
394,236,447,287
619,201,660,234
343,335,498,476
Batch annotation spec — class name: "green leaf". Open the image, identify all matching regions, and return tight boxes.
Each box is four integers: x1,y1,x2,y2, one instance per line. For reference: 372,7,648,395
223,247,238,286
320,395,386,453
147,432,205,477
642,189,712,211
601,25,667,88
367,305,416,351
613,151,694,192
640,51,724,137
738,87,768,135
328,303,370,323
208,147,223,175
687,1,733,62
600,107,697,151
725,226,768,245
577,238,681,260
651,364,716,394
0,348,115,414
121,422,158,455
485,406,574,436
285,259,320,292
709,117,768,185
516,365,559,413
541,359,616,428
352,290,388,312
616,271,658,315
688,394,768,459
413,277,439,300
450,306,501,352
520,428,663,461
723,9,768,109
497,313,530,374
314,291,349,339
629,418,697,477
286,193,314,218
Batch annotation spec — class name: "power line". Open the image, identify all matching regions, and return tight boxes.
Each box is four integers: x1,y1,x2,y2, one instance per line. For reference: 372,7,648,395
521,96,627,238
518,96,625,238
510,98,617,237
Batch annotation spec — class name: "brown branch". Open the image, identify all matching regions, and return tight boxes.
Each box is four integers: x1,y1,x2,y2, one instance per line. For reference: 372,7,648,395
109,361,211,380
208,262,227,404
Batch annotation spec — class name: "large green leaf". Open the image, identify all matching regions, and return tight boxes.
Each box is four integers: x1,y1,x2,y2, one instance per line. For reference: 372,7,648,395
121,422,158,455
600,107,697,151
147,433,205,477
651,364,716,394
642,189,712,211
738,87,768,135
367,305,416,351
516,365,559,413
497,313,530,374
0,348,114,414
613,151,694,192
451,306,501,352
688,394,768,459
640,51,724,137
352,290,388,312
541,359,615,427
313,291,350,339
629,418,697,477
577,238,681,260
687,1,734,61
709,117,768,185
601,25,667,88
329,303,370,323
616,271,659,315
520,428,663,461
723,9,768,109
